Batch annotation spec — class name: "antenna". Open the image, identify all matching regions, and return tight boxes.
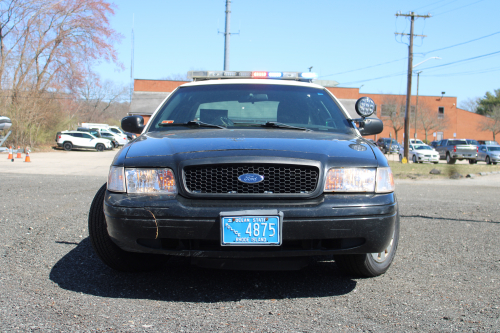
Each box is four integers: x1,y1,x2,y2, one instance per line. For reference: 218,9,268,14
130,14,135,103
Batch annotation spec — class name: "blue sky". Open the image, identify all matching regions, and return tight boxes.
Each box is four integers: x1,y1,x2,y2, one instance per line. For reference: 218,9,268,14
96,0,500,106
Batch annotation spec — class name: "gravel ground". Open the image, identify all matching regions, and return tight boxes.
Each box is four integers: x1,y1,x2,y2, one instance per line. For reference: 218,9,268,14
0,172,499,332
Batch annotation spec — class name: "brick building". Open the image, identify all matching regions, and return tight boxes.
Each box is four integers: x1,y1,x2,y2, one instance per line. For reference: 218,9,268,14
129,79,496,142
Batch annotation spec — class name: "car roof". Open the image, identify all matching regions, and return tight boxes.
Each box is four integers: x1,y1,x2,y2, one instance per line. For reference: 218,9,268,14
179,78,326,89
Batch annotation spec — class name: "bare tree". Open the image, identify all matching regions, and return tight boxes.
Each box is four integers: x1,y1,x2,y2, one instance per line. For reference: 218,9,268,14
380,95,406,141
0,0,122,146
417,101,449,142
458,97,480,113
78,73,127,122
478,106,500,141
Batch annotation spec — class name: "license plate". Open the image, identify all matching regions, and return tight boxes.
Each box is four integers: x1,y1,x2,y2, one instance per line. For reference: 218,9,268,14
221,214,281,246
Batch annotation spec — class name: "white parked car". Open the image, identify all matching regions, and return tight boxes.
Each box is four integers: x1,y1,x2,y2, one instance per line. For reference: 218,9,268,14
100,129,129,146
55,130,112,151
399,144,439,164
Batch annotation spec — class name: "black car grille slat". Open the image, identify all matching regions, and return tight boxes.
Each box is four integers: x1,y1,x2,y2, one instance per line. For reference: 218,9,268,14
184,164,319,194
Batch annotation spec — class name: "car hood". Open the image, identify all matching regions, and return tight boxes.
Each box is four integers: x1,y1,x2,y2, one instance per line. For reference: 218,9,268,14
125,129,376,160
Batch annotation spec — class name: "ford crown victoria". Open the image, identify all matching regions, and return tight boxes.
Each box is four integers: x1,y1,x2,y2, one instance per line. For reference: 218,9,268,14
88,71,399,277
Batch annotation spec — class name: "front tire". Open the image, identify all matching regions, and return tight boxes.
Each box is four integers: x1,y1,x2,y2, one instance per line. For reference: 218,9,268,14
88,183,169,272
334,210,400,277
486,156,491,165
412,155,417,163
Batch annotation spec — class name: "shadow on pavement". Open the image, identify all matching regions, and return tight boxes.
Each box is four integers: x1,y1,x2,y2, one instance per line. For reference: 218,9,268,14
50,238,357,302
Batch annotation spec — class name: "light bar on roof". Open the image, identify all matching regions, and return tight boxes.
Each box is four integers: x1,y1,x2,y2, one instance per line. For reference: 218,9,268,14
187,70,318,82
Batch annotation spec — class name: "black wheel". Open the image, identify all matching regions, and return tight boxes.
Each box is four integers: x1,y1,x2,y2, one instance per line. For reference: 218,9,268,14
399,154,403,162
88,183,169,272
493,162,498,165
63,142,73,151
412,155,417,163
446,153,456,164
96,143,104,152
486,156,491,165
469,159,475,165
334,209,400,277
433,162,438,164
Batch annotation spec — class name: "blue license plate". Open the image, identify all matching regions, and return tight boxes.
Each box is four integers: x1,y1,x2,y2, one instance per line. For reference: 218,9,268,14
221,215,281,246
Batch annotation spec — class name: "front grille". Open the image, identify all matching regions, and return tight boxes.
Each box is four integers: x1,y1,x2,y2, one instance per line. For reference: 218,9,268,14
184,164,319,194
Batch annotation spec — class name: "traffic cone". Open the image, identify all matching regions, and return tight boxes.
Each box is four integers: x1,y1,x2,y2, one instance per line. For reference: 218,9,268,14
24,149,31,163
7,146,12,159
16,146,22,158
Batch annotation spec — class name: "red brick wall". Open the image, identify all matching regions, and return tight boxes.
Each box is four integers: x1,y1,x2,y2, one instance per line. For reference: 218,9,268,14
134,79,494,141
134,79,187,92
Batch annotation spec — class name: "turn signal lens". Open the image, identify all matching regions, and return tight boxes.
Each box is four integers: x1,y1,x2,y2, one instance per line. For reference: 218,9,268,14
375,167,395,193
108,166,126,193
125,168,177,194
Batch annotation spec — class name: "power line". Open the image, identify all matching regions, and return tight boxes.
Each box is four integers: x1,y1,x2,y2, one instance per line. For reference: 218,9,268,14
339,50,500,85
419,50,500,71
412,0,448,12
425,67,500,77
422,30,500,55
318,58,407,78
433,0,486,16
339,71,407,86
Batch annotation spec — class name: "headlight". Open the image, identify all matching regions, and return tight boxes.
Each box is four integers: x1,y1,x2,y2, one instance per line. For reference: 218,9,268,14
107,167,177,194
324,167,394,193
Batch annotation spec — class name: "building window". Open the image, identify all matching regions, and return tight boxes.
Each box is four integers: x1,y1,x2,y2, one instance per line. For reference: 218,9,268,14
381,104,396,117
399,105,415,117
438,106,444,119
380,104,414,117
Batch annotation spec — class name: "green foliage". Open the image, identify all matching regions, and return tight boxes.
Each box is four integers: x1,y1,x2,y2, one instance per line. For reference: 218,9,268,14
477,89,500,115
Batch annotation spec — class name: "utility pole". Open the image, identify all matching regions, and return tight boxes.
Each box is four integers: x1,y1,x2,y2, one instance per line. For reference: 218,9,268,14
220,0,239,71
395,11,430,161
415,71,422,138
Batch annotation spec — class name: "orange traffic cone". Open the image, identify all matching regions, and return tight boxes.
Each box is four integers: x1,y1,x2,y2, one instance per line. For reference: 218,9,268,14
7,146,13,159
24,149,31,163
16,146,22,158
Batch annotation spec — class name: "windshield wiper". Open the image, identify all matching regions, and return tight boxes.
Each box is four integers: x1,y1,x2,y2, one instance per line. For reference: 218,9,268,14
158,120,226,129
261,121,312,132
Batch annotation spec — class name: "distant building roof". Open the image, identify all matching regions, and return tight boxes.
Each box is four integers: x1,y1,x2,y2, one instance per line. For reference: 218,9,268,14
313,79,339,87
129,91,169,116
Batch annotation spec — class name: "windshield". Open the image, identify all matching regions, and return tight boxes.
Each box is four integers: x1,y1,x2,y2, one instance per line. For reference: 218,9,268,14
148,84,354,133
487,146,500,151
467,139,478,145
414,145,432,150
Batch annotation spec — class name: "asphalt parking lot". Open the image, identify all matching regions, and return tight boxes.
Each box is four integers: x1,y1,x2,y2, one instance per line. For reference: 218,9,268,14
1,150,499,331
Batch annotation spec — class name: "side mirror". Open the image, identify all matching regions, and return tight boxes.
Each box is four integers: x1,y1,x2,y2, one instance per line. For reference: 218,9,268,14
358,118,383,136
122,116,145,134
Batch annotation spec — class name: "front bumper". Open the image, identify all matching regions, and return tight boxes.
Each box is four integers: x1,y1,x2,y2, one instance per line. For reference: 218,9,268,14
104,191,398,258
416,155,439,163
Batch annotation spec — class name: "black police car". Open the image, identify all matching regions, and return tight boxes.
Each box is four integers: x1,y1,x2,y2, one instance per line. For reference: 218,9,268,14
88,71,399,277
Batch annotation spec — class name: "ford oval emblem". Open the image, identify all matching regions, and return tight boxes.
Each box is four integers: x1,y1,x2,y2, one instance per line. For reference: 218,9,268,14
238,173,264,184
